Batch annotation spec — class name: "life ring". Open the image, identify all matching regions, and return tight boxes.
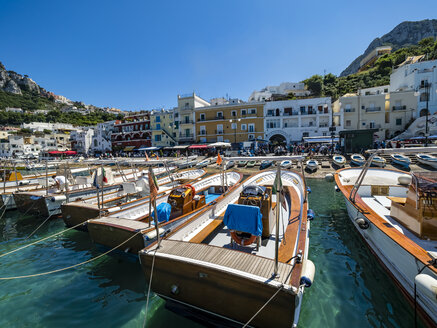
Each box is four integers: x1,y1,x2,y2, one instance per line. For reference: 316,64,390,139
184,184,196,196
230,231,257,246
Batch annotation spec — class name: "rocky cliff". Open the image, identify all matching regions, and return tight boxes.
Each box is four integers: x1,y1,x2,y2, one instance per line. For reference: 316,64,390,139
340,19,437,77
0,61,50,96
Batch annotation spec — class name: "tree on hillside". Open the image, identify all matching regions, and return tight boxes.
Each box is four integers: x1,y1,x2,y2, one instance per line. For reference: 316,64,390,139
305,75,324,96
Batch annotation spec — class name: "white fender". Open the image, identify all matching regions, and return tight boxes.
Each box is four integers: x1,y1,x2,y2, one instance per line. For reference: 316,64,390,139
106,206,121,213
143,227,165,241
398,175,412,185
51,195,67,202
300,259,315,287
415,274,437,304
19,180,30,185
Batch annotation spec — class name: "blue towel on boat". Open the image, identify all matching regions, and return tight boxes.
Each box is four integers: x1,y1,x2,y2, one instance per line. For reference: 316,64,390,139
223,204,263,236
151,202,171,223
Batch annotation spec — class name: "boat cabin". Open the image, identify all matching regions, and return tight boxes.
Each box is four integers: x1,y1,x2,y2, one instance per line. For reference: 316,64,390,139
167,185,206,220
390,173,437,240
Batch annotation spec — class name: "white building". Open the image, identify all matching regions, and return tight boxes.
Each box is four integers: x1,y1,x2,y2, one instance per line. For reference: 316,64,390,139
21,122,76,134
70,128,94,154
8,135,41,158
91,121,115,154
390,57,437,117
249,82,311,102
5,107,23,113
264,97,342,143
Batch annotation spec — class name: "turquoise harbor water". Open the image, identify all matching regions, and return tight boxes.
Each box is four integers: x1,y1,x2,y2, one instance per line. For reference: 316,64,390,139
0,180,425,327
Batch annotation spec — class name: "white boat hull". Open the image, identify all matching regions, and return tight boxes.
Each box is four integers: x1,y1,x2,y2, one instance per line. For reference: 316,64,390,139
343,196,437,323
417,158,437,169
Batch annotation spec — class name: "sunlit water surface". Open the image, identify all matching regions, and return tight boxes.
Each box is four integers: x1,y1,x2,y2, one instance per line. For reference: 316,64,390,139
0,179,424,327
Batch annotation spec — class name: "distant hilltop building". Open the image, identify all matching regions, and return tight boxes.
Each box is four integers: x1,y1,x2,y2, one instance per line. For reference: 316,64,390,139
248,82,311,102
358,46,392,72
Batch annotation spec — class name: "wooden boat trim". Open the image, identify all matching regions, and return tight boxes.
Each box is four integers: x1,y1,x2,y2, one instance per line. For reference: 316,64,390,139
334,168,437,274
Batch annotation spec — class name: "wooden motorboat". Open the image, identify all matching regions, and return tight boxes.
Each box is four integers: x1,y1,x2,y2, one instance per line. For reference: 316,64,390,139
237,160,247,167
61,169,207,229
305,159,318,172
195,159,210,168
260,160,273,170
350,154,366,166
13,167,152,218
280,160,292,169
87,171,243,254
390,154,411,169
335,167,437,325
416,153,437,168
246,160,256,168
332,155,346,167
225,160,235,169
139,167,314,328
371,155,386,167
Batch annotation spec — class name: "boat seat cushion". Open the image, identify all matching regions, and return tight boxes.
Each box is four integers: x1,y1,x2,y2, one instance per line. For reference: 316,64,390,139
223,204,263,236
151,202,171,223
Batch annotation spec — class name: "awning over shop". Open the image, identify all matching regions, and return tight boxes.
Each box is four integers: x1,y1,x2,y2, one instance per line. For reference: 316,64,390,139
189,144,208,149
173,145,190,149
303,136,339,143
48,150,77,155
208,142,232,148
123,146,136,152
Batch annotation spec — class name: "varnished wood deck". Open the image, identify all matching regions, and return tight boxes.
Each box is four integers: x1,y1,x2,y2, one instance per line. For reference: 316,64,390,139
154,239,293,281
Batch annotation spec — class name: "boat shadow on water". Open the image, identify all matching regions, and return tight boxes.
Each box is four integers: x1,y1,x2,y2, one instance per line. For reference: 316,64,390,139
300,180,425,328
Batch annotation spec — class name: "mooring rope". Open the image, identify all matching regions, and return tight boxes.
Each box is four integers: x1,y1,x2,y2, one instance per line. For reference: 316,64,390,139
25,214,52,240
143,248,158,328
0,231,141,280
0,221,85,259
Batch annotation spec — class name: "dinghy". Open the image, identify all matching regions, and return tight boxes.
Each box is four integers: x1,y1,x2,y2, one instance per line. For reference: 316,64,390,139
195,159,210,168
260,160,273,170
139,162,314,328
61,168,207,229
390,154,411,169
237,160,247,167
246,160,256,168
350,154,366,166
416,153,437,168
332,155,346,167
280,160,292,169
371,155,386,167
87,171,243,254
306,159,318,172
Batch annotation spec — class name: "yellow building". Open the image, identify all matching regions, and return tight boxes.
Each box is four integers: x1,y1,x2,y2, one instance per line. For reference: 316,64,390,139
194,101,264,144
150,109,177,147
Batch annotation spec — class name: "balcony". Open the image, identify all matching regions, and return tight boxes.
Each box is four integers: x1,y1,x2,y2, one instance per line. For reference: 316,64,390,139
344,108,355,112
365,107,381,112
283,111,299,116
392,105,407,111
180,120,194,124
179,134,194,140
300,111,317,115
198,130,206,135
215,130,224,135
319,123,329,127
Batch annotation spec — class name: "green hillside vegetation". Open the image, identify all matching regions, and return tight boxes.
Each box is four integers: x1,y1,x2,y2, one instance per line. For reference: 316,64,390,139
304,37,437,100
0,89,59,111
0,109,122,126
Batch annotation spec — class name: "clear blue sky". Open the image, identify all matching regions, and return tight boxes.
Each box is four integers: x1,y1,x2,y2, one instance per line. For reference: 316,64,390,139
0,0,436,111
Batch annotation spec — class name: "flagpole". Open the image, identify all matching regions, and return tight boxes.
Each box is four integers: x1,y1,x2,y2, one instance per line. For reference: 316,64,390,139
148,167,160,247
274,162,281,277
95,169,101,218
100,164,105,208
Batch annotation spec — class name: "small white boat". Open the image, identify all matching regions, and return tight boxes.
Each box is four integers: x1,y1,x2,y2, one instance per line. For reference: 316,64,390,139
195,159,210,168
390,154,411,169
280,160,292,169
306,159,318,172
350,154,366,166
371,156,386,167
416,153,437,168
332,155,346,167
237,160,247,167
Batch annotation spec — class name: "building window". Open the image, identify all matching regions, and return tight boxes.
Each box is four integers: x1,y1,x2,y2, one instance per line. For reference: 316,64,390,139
231,123,237,130
241,109,247,116
248,123,255,132
155,135,161,141
217,136,224,142
217,111,223,119
184,116,190,124
156,116,161,122
300,106,306,114
216,124,223,134
267,109,275,116
241,124,247,131
369,121,375,129
200,137,206,143
156,124,161,130
231,110,237,117
322,132,327,136
302,132,309,137
199,113,205,121
420,92,429,102
248,134,255,140
248,108,256,115
396,118,402,126
346,120,351,127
